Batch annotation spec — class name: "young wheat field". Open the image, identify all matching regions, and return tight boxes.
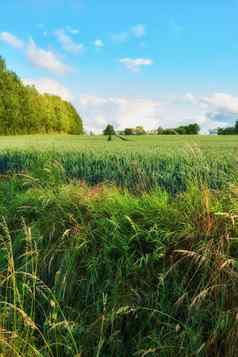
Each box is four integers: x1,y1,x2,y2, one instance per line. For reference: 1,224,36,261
0,134,238,356
0,134,237,192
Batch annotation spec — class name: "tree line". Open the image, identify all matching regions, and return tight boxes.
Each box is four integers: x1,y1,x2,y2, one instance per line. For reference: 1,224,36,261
103,123,200,137
217,121,238,135
157,123,200,135
0,56,83,135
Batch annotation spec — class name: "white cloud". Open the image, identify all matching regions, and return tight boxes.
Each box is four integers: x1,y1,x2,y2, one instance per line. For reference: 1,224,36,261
170,93,197,105
55,29,83,54
169,92,238,131
200,93,238,113
94,39,104,48
0,32,24,49
112,24,146,44
77,95,160,132
120,58,153,71
0,33,72,76
131,24,146,38
184,93,197,104
66,26,79,35
76,92,238,134
199,93,238,127
24,78,74,101
26,39,71,75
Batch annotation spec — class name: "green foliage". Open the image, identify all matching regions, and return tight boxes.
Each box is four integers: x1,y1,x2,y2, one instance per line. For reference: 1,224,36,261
0,135,236,193
124,126,146,135
158,123,200,135
235,120,238,132
103,124,115,136
1,170,238,356
135,125,146,135
0,138,237,354
0,55,83,135
124,127,134,135
159,128,177,135
218,120,238,135
176,123,200,134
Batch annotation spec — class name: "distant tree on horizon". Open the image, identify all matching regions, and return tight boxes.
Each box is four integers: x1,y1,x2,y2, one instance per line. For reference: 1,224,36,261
135,126,146,135
103,124,116,141
157,123,200,135
124,126,146,135
235,120,238,133
217,120,238,135
124,128,134,135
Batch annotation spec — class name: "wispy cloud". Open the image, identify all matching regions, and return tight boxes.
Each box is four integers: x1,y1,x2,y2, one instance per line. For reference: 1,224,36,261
55,29,83,54
183,93,197,104
111,24,147,44
1,31,72,76
171,93,197,105
27,39,72,75
66,26,79,35
120,58,153,71
94,39,104,48
200,93,238,113
0,32,24,49
131,24,146,38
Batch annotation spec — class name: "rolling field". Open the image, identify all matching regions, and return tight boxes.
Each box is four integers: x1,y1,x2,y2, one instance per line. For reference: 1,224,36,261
1,135,238,356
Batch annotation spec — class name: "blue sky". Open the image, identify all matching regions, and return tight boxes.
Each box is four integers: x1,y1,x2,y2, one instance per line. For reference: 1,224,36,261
1,0,238,132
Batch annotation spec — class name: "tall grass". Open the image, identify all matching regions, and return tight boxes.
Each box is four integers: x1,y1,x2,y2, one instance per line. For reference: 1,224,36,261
0,165,238,356
0,215,79,356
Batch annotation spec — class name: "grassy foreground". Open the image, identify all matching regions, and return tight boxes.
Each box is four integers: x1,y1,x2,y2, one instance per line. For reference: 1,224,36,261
0,162,238,356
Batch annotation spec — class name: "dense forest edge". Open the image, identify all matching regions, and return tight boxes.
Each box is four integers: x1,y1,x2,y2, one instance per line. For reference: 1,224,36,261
0,56,83,135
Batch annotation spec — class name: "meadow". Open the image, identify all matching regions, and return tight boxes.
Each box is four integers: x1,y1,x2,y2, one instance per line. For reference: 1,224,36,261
0,133,238,152
0,134,238,356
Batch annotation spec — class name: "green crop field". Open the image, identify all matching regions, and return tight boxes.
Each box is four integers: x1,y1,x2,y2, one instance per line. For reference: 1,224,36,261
1,134,238,356
0,134,237,193
0,133,237,153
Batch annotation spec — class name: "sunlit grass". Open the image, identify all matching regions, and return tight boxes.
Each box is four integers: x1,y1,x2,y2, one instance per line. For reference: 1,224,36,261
0,165,238,355
0,137,238,355
0,134,237,153
0,135,237,193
